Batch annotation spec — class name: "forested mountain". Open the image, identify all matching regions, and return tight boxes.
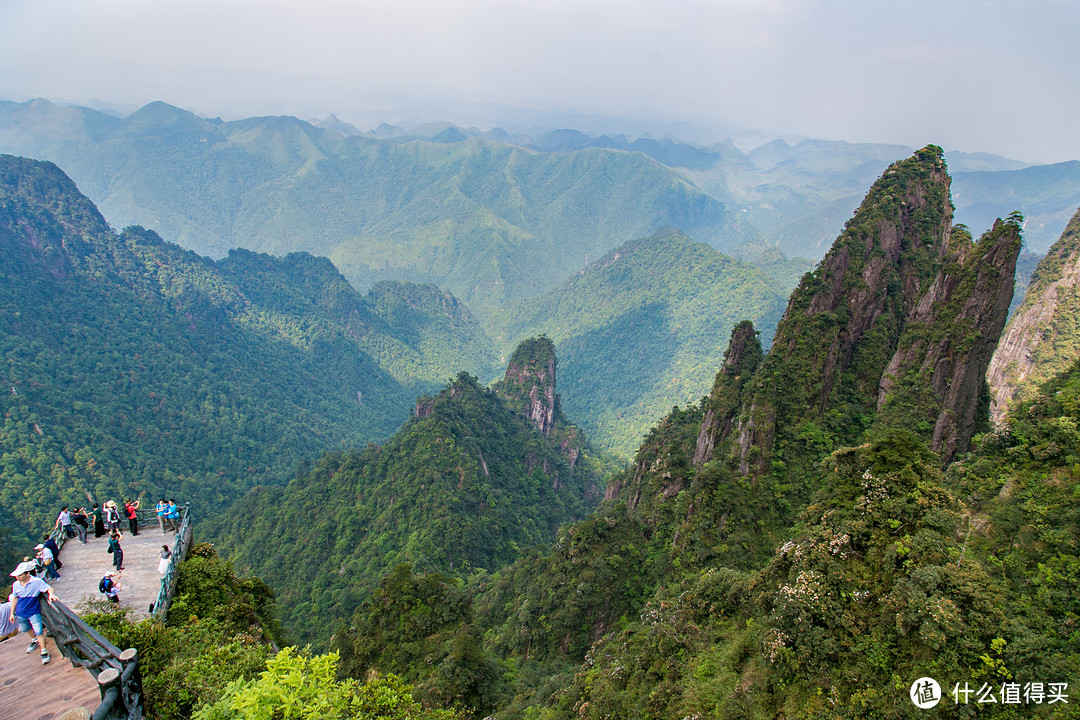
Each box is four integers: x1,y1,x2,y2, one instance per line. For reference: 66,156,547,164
499,228,787,456
0,155,492,563
0,98,756,318
988,206,1080,423
203,337,613,642
336,147,1077,719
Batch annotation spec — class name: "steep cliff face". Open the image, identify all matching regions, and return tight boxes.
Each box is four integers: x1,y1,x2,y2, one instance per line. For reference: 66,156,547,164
492,336,595,475
730,146,955,474
494,336,560,437
876,217,1021,461
693,321,762,465
987,207,1080,424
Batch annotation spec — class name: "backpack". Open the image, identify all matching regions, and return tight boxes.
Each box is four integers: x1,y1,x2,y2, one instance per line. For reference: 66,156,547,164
99,577,112,593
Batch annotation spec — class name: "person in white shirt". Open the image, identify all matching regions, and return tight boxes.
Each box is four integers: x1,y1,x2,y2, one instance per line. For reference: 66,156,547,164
34,545,59,580
8,560,57,665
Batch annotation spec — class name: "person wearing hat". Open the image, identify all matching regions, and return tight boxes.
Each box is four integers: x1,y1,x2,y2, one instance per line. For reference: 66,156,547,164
105,501,121,533
99,571,121,604
35,544,59,580
8,560,57,665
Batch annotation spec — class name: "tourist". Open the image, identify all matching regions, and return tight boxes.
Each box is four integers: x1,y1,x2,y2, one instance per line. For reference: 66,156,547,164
104,501,121,533
124,498,140,536
54,506,73,538
41,535,62,570
93,503,106,538
34,544,59,580
156,498,168,534
99,571,121,604
73,507,89,543
108,531,124,571
165,499,181,533
158,545,172,574
8,559,57,664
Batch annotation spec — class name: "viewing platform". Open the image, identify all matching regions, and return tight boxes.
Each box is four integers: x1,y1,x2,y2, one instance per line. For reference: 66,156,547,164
0,505,192,720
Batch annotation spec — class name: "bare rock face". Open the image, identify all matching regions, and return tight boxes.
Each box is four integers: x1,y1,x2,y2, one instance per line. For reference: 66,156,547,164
495,336,560,436
986,207,1080,425
876,217,1021,462
491,336,595,476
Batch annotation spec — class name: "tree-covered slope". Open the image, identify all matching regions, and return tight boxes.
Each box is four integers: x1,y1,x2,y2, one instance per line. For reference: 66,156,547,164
449,149,1060,719
203,338,612,643
0,155,490,561
216,250,501,394
499,228,787,457
0,99,756,318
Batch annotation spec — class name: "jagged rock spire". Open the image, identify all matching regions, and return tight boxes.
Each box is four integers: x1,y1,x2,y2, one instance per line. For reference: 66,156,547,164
731,146,955,474
876,216,1021,461
494,336,560,436
694,320,762,465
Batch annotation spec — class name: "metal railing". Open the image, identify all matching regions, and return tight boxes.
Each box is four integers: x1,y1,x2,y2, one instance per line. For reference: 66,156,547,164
40,598,144,720
147,504,193,620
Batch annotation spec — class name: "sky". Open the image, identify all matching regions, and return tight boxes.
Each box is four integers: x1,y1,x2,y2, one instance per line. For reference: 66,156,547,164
1,0,1078,163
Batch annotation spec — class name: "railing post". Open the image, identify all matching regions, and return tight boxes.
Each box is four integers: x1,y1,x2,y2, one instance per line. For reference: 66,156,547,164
119,648,144,720
92,667,121,720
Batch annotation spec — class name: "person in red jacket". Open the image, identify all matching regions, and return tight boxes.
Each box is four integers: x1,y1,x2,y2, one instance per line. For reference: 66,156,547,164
123,498,140,536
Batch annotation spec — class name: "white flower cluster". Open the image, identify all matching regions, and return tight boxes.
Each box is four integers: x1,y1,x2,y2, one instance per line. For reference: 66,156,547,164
763,628,789,662
777,569,827,609
856,468,890,515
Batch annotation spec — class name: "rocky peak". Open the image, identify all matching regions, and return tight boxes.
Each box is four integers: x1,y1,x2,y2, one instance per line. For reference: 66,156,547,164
986,207,1080,425
494,336,560,436
694,321,762,465
729,146,954,475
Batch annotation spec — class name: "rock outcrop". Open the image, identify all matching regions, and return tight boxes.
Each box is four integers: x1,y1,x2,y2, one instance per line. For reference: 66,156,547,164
494,336,561,436
986,207,1080,425
493,336,592,473
694,320,762,465
692,146,1020,474
876,217,1021,461
729,146,956,474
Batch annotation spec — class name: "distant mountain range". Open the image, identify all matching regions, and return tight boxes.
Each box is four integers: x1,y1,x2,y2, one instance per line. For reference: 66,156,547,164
0,98,759,320
1,97,1076,460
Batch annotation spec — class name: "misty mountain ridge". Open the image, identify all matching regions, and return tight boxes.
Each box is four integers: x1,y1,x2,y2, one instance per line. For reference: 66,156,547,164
0,98,760,321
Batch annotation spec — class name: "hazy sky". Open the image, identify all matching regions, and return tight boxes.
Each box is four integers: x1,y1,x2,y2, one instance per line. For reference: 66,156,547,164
1,0,1077,163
